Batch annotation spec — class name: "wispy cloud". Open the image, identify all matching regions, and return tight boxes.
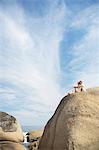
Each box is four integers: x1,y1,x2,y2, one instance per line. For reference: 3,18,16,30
0,0,68,126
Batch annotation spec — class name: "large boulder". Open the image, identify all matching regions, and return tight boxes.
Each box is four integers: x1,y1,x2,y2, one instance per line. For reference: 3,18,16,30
38,88,99,150
0,112,23,142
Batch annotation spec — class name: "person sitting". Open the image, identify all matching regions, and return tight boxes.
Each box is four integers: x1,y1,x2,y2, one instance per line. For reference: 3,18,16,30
74,81,84,93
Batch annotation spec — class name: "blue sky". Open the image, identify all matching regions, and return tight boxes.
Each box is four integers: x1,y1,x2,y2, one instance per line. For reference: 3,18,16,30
0,0,99,127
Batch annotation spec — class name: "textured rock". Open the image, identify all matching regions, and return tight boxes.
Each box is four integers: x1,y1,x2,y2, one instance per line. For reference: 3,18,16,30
0,112,23,142
38,88,99,150
0,112,24,150
0,112,16,132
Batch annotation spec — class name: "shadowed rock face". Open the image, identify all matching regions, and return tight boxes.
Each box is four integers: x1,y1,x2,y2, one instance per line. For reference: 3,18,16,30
38,88,99,150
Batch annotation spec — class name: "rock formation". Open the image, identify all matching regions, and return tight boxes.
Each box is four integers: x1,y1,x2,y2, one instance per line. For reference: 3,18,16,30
28,129,43,150
0,112,24,150
28,130,43,142
38,88,99,150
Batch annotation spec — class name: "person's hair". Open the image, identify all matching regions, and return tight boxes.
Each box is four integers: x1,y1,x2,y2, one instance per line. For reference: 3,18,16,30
78,81,82,85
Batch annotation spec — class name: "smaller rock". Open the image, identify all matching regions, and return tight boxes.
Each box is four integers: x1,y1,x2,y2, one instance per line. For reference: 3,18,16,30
28,130,43,142
27,129,43,150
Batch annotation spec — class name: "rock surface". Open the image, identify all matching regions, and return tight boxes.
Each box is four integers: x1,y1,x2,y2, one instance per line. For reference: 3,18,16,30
28,130,43,150
38,88,99,150
28,130,43,142
0,141,25,150
0,112,24,150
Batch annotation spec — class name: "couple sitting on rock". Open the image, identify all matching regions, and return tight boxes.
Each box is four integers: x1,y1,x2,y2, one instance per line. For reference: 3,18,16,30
68,80,85,95
74,80,84,93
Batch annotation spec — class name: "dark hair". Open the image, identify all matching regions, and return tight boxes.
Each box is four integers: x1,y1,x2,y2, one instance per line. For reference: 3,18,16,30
78,81,82,85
